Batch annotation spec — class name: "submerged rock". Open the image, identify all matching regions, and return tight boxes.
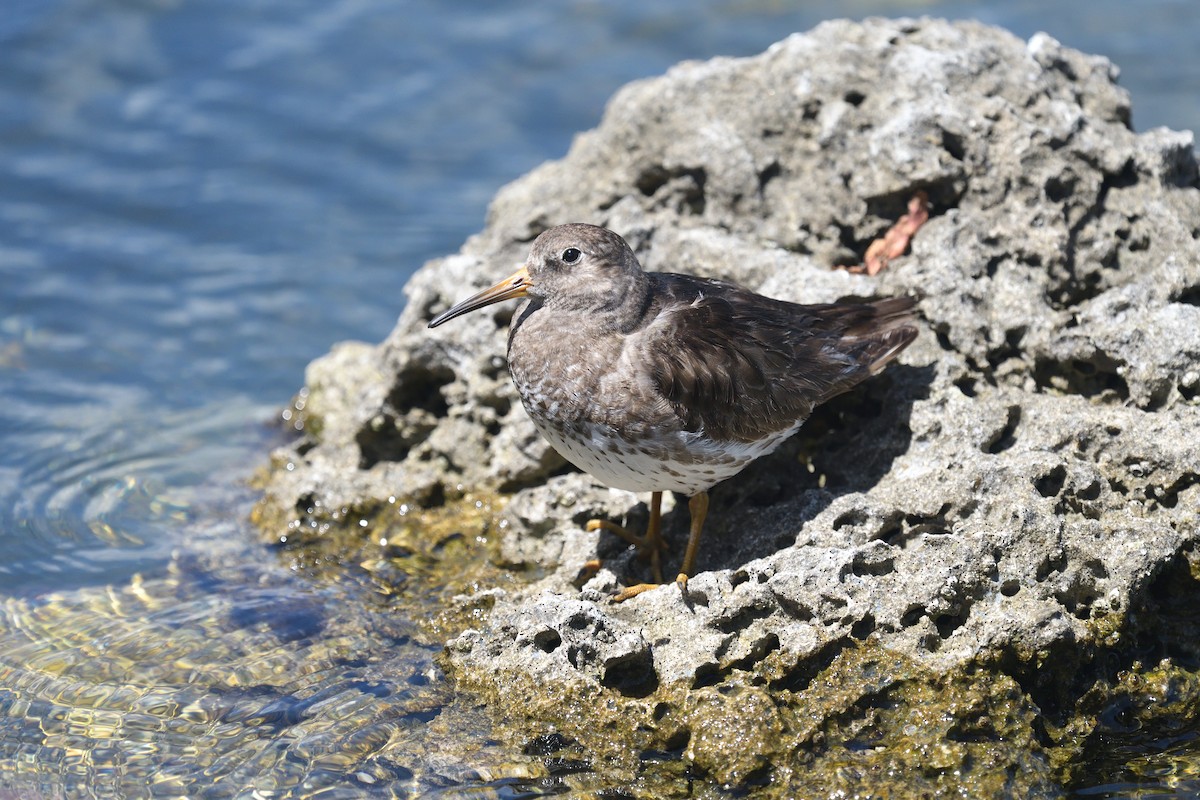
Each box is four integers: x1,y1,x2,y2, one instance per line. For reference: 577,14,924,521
256,17,1200,796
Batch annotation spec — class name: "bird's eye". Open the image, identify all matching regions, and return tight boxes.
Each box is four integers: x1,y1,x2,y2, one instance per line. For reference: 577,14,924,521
561,247,582,264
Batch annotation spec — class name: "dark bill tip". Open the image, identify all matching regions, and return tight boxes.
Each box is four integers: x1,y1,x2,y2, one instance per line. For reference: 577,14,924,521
427,265,531,328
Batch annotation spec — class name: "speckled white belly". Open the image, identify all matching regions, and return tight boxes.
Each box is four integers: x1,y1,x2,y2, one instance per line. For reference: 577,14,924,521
531,416,800,496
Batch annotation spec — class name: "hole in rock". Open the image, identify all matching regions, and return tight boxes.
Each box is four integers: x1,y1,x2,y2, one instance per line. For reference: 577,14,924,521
523,732,575,756
757,161,782,192
388,364,453,417
941,129,966,161
661,728,691,753
691,666,715,690
767,641,844,693
357,365,456,468
635,165,707,215
716,603,773,635
851,552,895,577
877,518,905,545
1154,473,1200,509
1035,552,1067,582
934,610,969,639
833,509,868,530
421,482,446,509
1077,480,1102,502
1035,465,1067,498
1045,173,1076,203
935,327,953,351
851,615,876,640
985,406,1021,454
1174,285,1200,306
533,629,562,654
603,653,659,698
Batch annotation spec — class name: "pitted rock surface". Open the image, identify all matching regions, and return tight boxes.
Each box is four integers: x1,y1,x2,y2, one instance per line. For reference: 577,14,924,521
257,17,1200,790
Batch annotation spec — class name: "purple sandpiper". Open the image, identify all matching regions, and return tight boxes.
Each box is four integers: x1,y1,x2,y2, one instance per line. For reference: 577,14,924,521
429,224,918,600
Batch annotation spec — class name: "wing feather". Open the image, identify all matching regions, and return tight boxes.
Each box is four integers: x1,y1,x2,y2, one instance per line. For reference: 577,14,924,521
639,274,917,443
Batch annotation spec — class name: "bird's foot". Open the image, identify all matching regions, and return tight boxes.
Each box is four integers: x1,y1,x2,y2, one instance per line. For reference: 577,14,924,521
572,558,603,588
610,573,692,603
583,520,667,551
585,518,666,583
588,493,668,597
585,518,644,547
611,582,661,602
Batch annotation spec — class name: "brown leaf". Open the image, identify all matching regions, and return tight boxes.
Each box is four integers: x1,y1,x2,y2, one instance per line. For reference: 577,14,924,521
841,191,929,276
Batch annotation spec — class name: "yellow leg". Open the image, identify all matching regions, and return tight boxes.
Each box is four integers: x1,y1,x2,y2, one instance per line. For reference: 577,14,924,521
611,491,710,603
644,492,664,583
572,558,603,588
675,492,709,594
586,492,665,582
611,582,660,602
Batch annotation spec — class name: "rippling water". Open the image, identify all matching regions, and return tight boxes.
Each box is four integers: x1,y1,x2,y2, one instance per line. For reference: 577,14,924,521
1,0,1197,795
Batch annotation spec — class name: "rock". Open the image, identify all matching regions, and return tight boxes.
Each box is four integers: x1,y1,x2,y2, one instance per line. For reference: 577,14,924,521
255,17,1200,796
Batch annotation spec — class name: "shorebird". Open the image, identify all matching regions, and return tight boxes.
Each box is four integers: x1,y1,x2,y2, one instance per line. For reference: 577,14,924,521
429,223,917,600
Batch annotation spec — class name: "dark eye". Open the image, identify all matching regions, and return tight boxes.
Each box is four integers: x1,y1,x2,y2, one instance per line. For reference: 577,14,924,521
561,247,582,264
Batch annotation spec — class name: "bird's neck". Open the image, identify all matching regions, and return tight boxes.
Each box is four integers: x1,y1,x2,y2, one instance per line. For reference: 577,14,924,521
594,269,653,334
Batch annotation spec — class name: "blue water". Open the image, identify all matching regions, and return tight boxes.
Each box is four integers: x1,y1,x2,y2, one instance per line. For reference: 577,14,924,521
0,0,1197,793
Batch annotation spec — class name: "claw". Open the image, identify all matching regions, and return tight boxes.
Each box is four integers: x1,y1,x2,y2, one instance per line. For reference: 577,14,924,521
573,558,602,588
589,491,711,602
612,583,660,603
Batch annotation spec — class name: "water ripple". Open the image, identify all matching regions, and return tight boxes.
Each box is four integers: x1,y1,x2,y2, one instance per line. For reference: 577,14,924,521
0,559,446,794
0,399,279,596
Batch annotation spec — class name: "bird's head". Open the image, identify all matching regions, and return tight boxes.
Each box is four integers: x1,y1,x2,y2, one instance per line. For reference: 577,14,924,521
427,223,647,328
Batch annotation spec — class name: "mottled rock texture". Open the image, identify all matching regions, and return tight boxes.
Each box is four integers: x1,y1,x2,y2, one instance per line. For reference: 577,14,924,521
257,17,1200,796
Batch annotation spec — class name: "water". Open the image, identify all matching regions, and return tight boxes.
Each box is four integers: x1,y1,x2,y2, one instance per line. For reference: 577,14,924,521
1,0,1197,795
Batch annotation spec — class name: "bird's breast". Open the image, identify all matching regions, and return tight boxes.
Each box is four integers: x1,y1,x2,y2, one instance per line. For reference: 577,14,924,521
508,309,633,425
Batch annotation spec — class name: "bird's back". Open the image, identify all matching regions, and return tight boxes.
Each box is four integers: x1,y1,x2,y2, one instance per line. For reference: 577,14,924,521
633,272,918,444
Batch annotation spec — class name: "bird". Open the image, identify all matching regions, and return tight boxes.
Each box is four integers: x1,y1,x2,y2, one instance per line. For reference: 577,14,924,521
428,223,918,601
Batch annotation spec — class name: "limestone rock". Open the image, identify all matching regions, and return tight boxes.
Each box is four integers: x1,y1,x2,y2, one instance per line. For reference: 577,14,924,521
256,17,1200,795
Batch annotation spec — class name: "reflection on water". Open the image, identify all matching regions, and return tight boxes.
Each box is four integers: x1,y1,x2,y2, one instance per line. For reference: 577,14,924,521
0,489,554,795
1,403,274,596
0,529,458,794
1,0,1198,795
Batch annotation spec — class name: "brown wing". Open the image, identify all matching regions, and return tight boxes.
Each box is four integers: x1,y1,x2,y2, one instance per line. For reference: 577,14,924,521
641,274,917,443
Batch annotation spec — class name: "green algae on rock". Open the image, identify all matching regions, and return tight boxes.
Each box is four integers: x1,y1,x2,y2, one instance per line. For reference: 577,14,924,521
444,638,1060,797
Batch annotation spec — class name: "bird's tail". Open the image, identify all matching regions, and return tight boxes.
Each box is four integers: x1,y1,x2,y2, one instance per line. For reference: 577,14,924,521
840,296,920,375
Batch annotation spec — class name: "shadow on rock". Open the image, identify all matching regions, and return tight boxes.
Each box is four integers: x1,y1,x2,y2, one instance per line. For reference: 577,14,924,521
618,362,935,582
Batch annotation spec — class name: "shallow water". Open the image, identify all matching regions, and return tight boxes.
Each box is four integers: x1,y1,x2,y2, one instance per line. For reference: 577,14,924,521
1,0,1198,795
